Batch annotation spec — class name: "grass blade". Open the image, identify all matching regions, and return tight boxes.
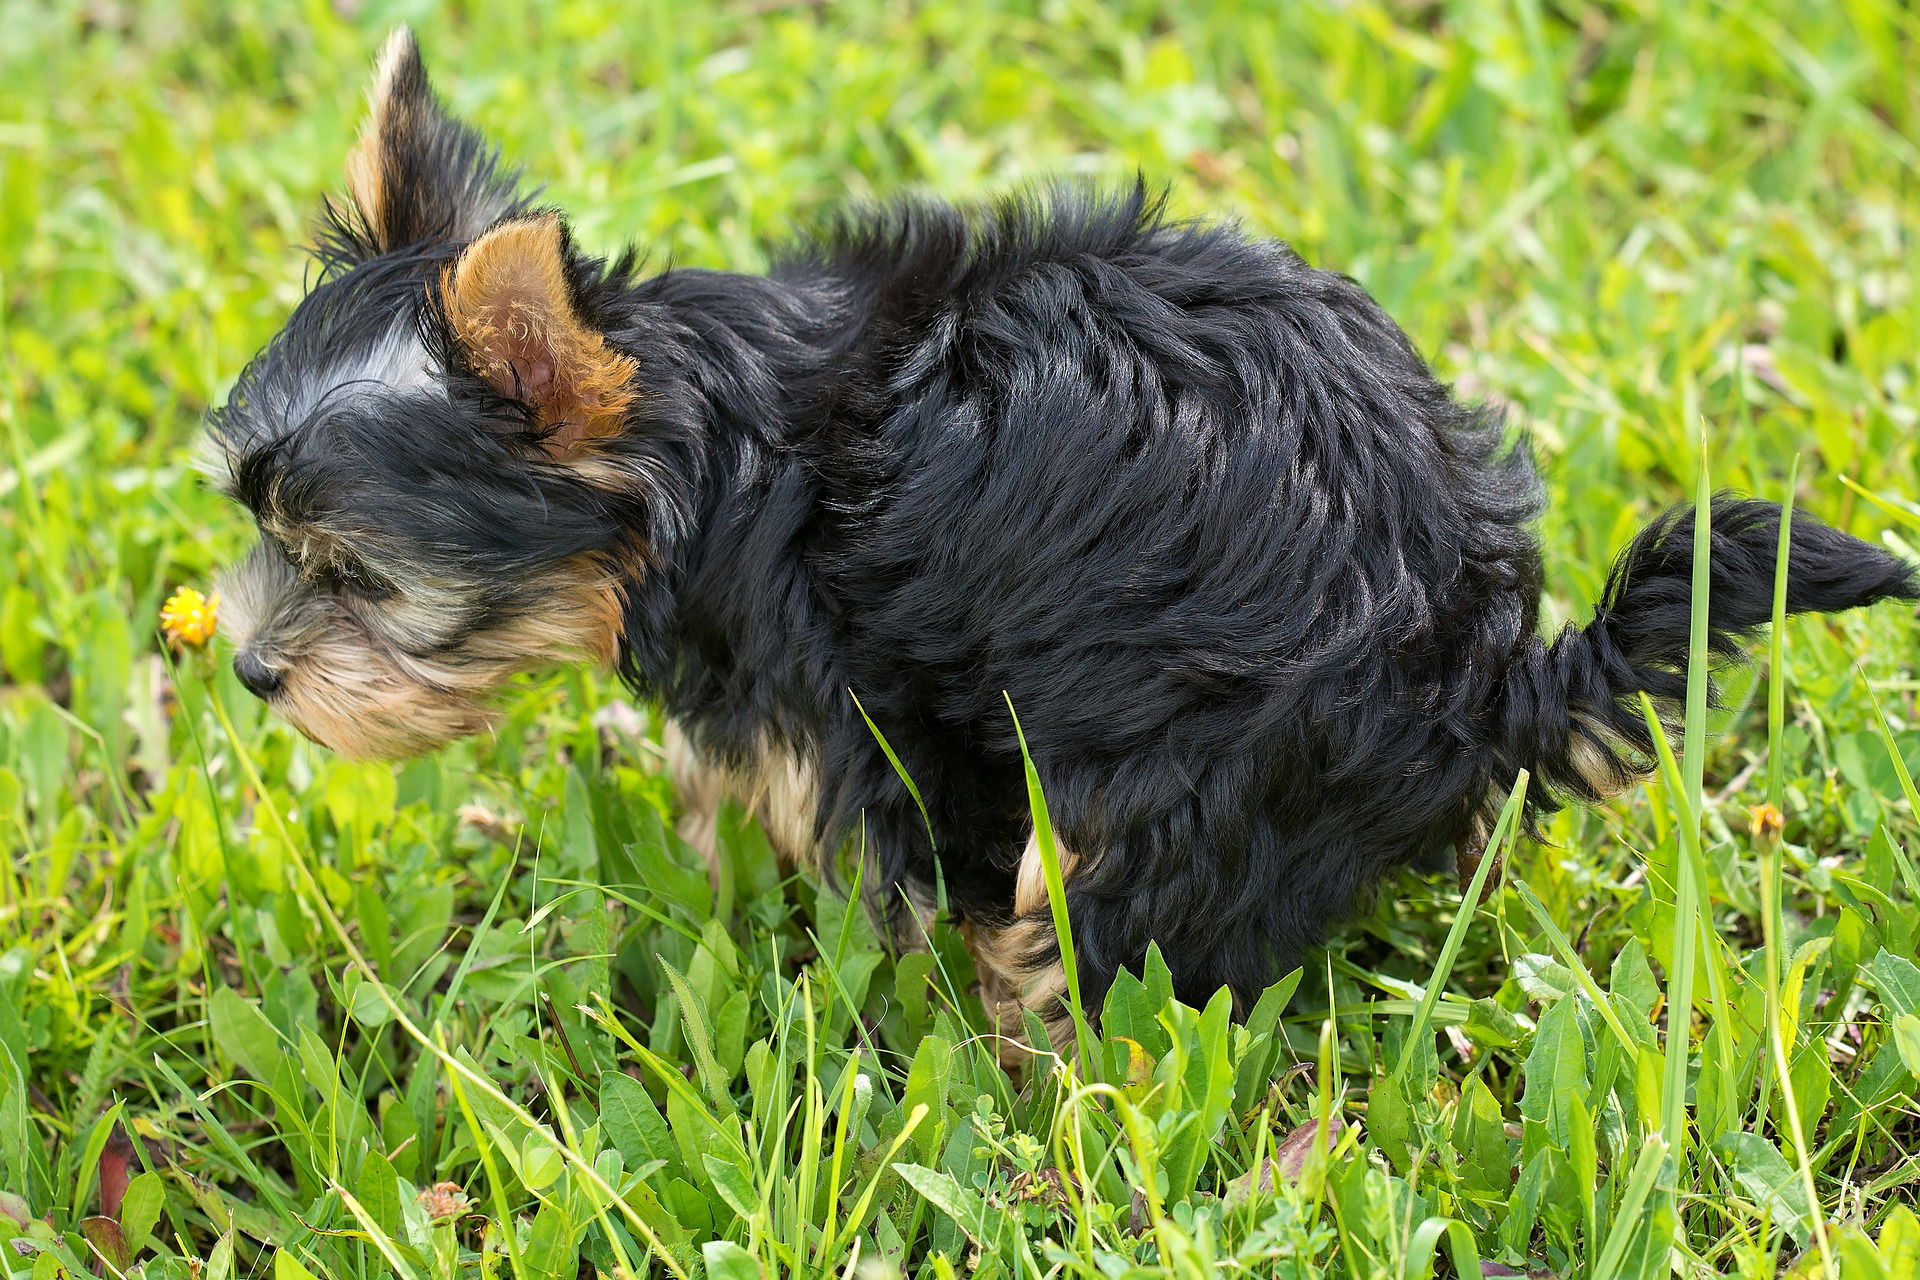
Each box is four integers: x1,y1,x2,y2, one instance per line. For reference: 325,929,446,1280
1395,770,1528,1084
850,688,937,852
1004,693,1094,1069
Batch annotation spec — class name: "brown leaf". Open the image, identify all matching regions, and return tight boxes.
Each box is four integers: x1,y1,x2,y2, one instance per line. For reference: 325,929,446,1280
80,1215,130,1273
1224,1158,1276,1207
1224,1114,1348,1206
1272,1114,1345,1181
415,1181,472,1222
1005,1167,1074,1210
1456,837,1504,903
97,1128,135,1222
456,803,519,844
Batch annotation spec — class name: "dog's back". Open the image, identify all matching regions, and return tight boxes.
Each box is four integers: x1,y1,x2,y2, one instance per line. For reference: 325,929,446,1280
665,188,1546,999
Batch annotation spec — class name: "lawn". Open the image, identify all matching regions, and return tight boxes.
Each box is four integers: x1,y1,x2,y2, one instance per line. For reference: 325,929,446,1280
4,0,1920,1276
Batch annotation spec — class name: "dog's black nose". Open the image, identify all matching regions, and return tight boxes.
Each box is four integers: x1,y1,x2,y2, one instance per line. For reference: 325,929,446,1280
233,651,283,700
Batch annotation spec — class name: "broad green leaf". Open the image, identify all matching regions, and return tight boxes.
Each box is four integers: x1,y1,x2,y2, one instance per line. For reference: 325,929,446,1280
273,1250,322,1280
322,759,399,837
657,957,728,1109
894,951,938,1031
1766,1043,1834,1164
1892,1014,1920,1080
1368,1073,1415,1174
1452,1075,1509,1196
1500,1147,1553,1256
702,1151,759,1223
1717,1131,1814,1245
520,1133,563,1191
1878,1206,1919,1280
701,1241,765,1280
893,1162,989,1245
1100,965,1163,1055
1161,986,1236,1204
355,1151,401,1239
119,1170,165,1254
1460,997,1523,1048
207,1231,234,1280
1862,949,1920,1017
1520,997,1586,1147
599,1072,675,1171
1609,938,1661,1025
903,1034,953,1162
523,1202,576,1279
208,987,283,1084
347,978,392,1028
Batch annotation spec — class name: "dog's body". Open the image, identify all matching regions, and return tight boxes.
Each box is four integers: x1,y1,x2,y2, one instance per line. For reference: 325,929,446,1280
209,33,1917,1047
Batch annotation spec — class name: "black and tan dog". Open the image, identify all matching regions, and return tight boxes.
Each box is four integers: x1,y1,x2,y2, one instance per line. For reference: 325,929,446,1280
208,31,1917,1051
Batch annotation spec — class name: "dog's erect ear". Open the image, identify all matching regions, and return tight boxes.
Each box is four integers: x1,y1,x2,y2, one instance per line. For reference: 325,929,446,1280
340,28,524,255
441,214,638,449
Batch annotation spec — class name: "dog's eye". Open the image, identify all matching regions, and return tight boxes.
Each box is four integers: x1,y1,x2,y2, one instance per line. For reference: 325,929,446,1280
319,558,393,598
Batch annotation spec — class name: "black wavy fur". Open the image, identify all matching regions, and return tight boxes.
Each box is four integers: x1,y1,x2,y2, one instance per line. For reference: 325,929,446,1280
211,37,1920,1020
1502,500,1920,813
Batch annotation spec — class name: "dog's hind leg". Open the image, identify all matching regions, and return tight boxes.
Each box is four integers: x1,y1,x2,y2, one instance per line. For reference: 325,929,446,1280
963,911,1075,1068
961,830,1087,1066
984,801,1365,1053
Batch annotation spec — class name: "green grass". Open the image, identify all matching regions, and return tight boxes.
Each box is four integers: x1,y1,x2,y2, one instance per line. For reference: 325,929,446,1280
4,0,1920,1275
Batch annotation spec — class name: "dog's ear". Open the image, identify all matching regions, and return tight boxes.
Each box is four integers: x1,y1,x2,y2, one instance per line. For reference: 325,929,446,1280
441,213,638,450
338,28,525,256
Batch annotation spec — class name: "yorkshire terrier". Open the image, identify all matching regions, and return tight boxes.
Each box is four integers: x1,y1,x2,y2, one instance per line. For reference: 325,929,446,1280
209,31,1917,1050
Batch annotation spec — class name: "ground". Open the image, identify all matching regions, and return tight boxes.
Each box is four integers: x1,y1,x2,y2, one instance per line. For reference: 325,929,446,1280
2,1,1919,1276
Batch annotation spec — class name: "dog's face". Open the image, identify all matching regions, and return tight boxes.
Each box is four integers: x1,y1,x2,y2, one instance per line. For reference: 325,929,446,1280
206,32,644,759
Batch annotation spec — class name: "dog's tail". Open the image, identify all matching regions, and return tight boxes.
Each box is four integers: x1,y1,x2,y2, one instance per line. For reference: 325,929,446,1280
1499,495,1916,812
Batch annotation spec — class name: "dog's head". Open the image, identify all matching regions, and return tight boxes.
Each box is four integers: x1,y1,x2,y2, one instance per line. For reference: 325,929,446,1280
206,31,659,759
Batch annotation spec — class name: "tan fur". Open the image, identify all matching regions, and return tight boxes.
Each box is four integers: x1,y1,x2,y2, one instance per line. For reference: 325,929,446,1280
475,562,625,668
220,553,622,760
964,829,1083,1066
274,633,492,760
965,915,1074,1068
663,722,824,880
742,742,822,867
441,216,638,450
262,519,354,584
342,29,414,234
1013,829,1080,915
1566,712,1640,799
664,720,726,882
666,723,933,945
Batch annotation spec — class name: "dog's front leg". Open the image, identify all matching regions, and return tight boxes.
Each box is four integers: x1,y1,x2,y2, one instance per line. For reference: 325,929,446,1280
663,719,729,886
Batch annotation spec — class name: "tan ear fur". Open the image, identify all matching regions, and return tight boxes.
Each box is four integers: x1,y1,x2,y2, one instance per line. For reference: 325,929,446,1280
343,29,418,243
340,28,521,253
441,215,638,449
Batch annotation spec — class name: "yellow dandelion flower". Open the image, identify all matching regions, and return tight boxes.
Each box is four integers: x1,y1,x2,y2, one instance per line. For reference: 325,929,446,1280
160,586,219,648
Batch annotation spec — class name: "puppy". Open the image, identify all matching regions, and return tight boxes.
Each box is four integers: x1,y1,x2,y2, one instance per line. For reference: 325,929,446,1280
207,31,1918,1050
